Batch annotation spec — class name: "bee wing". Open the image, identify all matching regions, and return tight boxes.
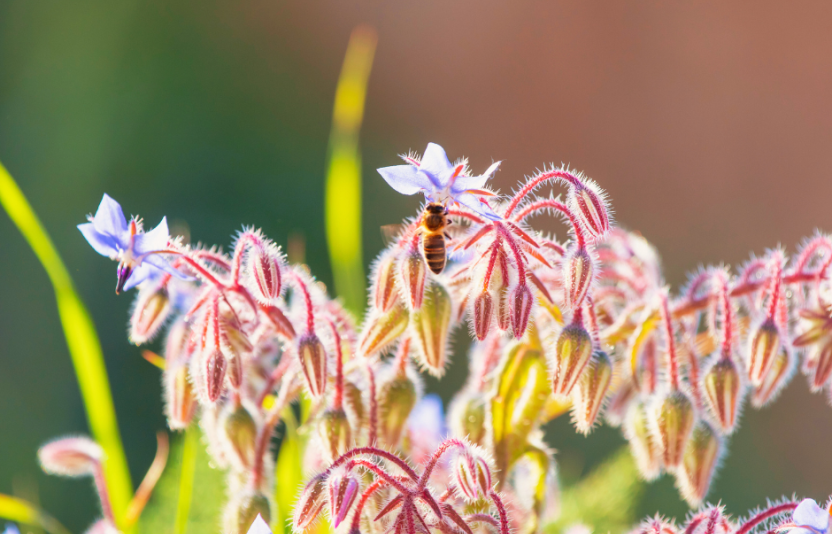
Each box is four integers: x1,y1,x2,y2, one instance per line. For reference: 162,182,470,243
380,223,408,246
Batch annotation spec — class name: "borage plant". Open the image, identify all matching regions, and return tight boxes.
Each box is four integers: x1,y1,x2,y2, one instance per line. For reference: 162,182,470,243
37,142,832,534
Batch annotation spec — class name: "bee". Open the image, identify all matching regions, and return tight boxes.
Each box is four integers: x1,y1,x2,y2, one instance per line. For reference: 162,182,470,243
420,202,452,274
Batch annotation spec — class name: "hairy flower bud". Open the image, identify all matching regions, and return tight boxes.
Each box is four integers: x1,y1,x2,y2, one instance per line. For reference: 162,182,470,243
568,179,611,240
293,474,327,532
129,286,171,345
247,240,285,306
496,288,511,332
810,344,832,391
747,318,780,387
224,489,272,534
264,305,296,340
624,401,662,480
628,517,678,534
327,468,360,528
509,284,534,339
298,333,327,398
411,282,453,376
676,421,722,507
450,391,487,445
204,350,228,403
342,380,366,432
683,506,733,534
377,371,417,447
751,346,795,408
399,245,427,310
650,389,695,469
552,322,593,396
473,292,494,341
372,249,399,312
84,520,120,534
702,356,744,434
571,350,613,435
318,408,352,461
164,362,196,430
358,303,409,357
563,246,594,309
38,436,103,477
220,403,258,469
453,449,493,502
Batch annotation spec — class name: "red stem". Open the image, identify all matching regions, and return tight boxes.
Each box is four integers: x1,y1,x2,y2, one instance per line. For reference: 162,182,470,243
346,459,412,494
496,225,526,285
288,270,316,333
482,235,503,291
418,438,466,488
659,292,680,390
350,479,388,531
503,169,581,219
488,491,510,534
327,320,344,410
329,447,420,482
511,198,586,248
93,464,115,525
735,502,798,534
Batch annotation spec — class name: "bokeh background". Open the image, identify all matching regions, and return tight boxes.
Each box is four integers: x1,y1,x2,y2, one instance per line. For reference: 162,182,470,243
2,1,832,532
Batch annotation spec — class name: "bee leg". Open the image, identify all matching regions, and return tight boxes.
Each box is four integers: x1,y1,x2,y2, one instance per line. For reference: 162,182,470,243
444,232,452,240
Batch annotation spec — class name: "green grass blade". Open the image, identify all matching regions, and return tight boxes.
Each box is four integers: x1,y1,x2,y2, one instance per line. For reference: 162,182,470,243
325,25,377,317
0,160,133,529
0,493,72,534
174,426,198,534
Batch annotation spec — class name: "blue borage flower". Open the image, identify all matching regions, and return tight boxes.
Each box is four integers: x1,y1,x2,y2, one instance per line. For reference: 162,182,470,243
783,499,831,534
78,194,188,293
377,142,502,221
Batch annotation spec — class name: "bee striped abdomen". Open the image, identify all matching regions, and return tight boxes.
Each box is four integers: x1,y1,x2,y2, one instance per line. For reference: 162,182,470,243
422,234,447,274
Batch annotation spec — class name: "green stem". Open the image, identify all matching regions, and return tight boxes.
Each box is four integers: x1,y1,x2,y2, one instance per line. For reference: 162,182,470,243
174,426,198,534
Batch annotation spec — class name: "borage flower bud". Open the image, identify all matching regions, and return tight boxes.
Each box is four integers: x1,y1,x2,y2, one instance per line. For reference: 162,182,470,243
473,292,494,341
810,344,832,391
219,403,258,469
562,246,594,309
453,449,493,502
203,350,228,403
224,489,272,534
747,318,780,386
297,333,327,398
449,391,487,445
372,249,399,312
38,436,103,477
568,177,611,240
676,421,722,507
702,356,744,434
84,520,120,534
571,350,612,435
552,321,593,396
683,506,733,534
247,240,285,306
752,347,795,407
377,371,417,447
129,285,171,345
164,362,196,430
292,474,327,532
628,517,678,534
509,284,534,339
496,288,511,332
623,401,662,480
411,282,453,376
650,389,695,469
399,245,427,310
327,467,360,528
318,408,352,461
357,303,409,357
342,380,366,431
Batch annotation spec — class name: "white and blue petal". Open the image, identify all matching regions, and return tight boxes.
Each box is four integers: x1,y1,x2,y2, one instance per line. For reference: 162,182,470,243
3,524,21,534
78,222,121,257
451,161,501,195
123,262,156,291
794,499,830,533
454,192,502,221
246,515,272,534
92,193,129,242
419,143,454,186
133,217,170,256
378,165,438,196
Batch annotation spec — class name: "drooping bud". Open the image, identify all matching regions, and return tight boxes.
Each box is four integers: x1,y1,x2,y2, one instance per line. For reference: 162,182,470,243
164,362,196,430
318,408,352,461
496,288,511,331
297,333,327,398
357,303,409,357
473,292,494,341
449,391,487,445
377,371,417,447
129,286,171,345
810,343,832,391
219,403,258,469
246,240,285,306
227,353,243,390
702,356,744,434
634,337,659,395
509,284,534,339
453,449,493,502
372,249,400,312
411,282,453,376
399,245,427,310
264,305,296,340
327,468,360,528
683,506,733,534
676,421,722,507
342,380,366,432
649,389,695,469
623,401,662,480
38,436,103,477
627,516,678,534
747,318,780,386
751,347,795,407
571,350,613,435
292,474,327,532
568,177,611,240
224,489,272,534
204,350,228,403
552,322,593,396
562,246,594,309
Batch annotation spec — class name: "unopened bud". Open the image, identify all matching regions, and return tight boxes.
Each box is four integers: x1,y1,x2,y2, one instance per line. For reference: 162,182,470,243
509,284,534,339
342,380,366,431
38,436,103,477
84,520,120,534
399,245,427,310
318,408,352,461
453,449,493,502
650,389,695,469
227,353,243,390
747,318,780,386
571,350,613,435
204,350,227,403
563,247,594,309
129,286,171,345
264,305,296,340
377,371,417,447
683,506,733,534
676,421,722,507
372,249,399,312
298,333,327,398
624,401,662,480
224,490,272,534
702,356,744,434
247,240,285,306
220,403,258,469
752,347,795,407
552,322,593,396
293,474,327,532
627,517,678,534
568,179,611,240
357,303,409,357
496,288,511,332
473,292,494,341
811,344,832,391
164,362,196,430
634,337,658,395
327,468,360,528
411,282,453,377
449,391,487,445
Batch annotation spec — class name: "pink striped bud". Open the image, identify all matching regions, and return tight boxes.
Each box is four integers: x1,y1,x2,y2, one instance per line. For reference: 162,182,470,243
509,285,534,339
399,245,427,310
377,371,417,447
224,490,272,534
327,468,360,528
453,449,493,502
357,303,409,357
571,350,613,435
204,350,228,403
411,282,453,377
220,403,258,469
318,408,352,461
264,305,296,340
702,356,744,434
752,347,795,407
496,288,511,332
810,343,832,391
552,322,593,396
372,249,399,312
683,506,733,534
164,362,196,430
473,292,494,341
129,286,171,345
292,474,327,532
38,436,103,477
624,401,662,480
676,421,722,507
747,318,780,386
563,246,594,309
246,240,285,306
298,333,327,398
568,180,611,240
650,389,695,469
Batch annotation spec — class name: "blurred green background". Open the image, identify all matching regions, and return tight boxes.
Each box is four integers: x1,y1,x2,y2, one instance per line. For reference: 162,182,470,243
2,1,832,532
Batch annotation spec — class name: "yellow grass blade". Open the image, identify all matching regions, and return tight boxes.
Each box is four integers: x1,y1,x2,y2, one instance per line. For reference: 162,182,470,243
0,494,71,534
